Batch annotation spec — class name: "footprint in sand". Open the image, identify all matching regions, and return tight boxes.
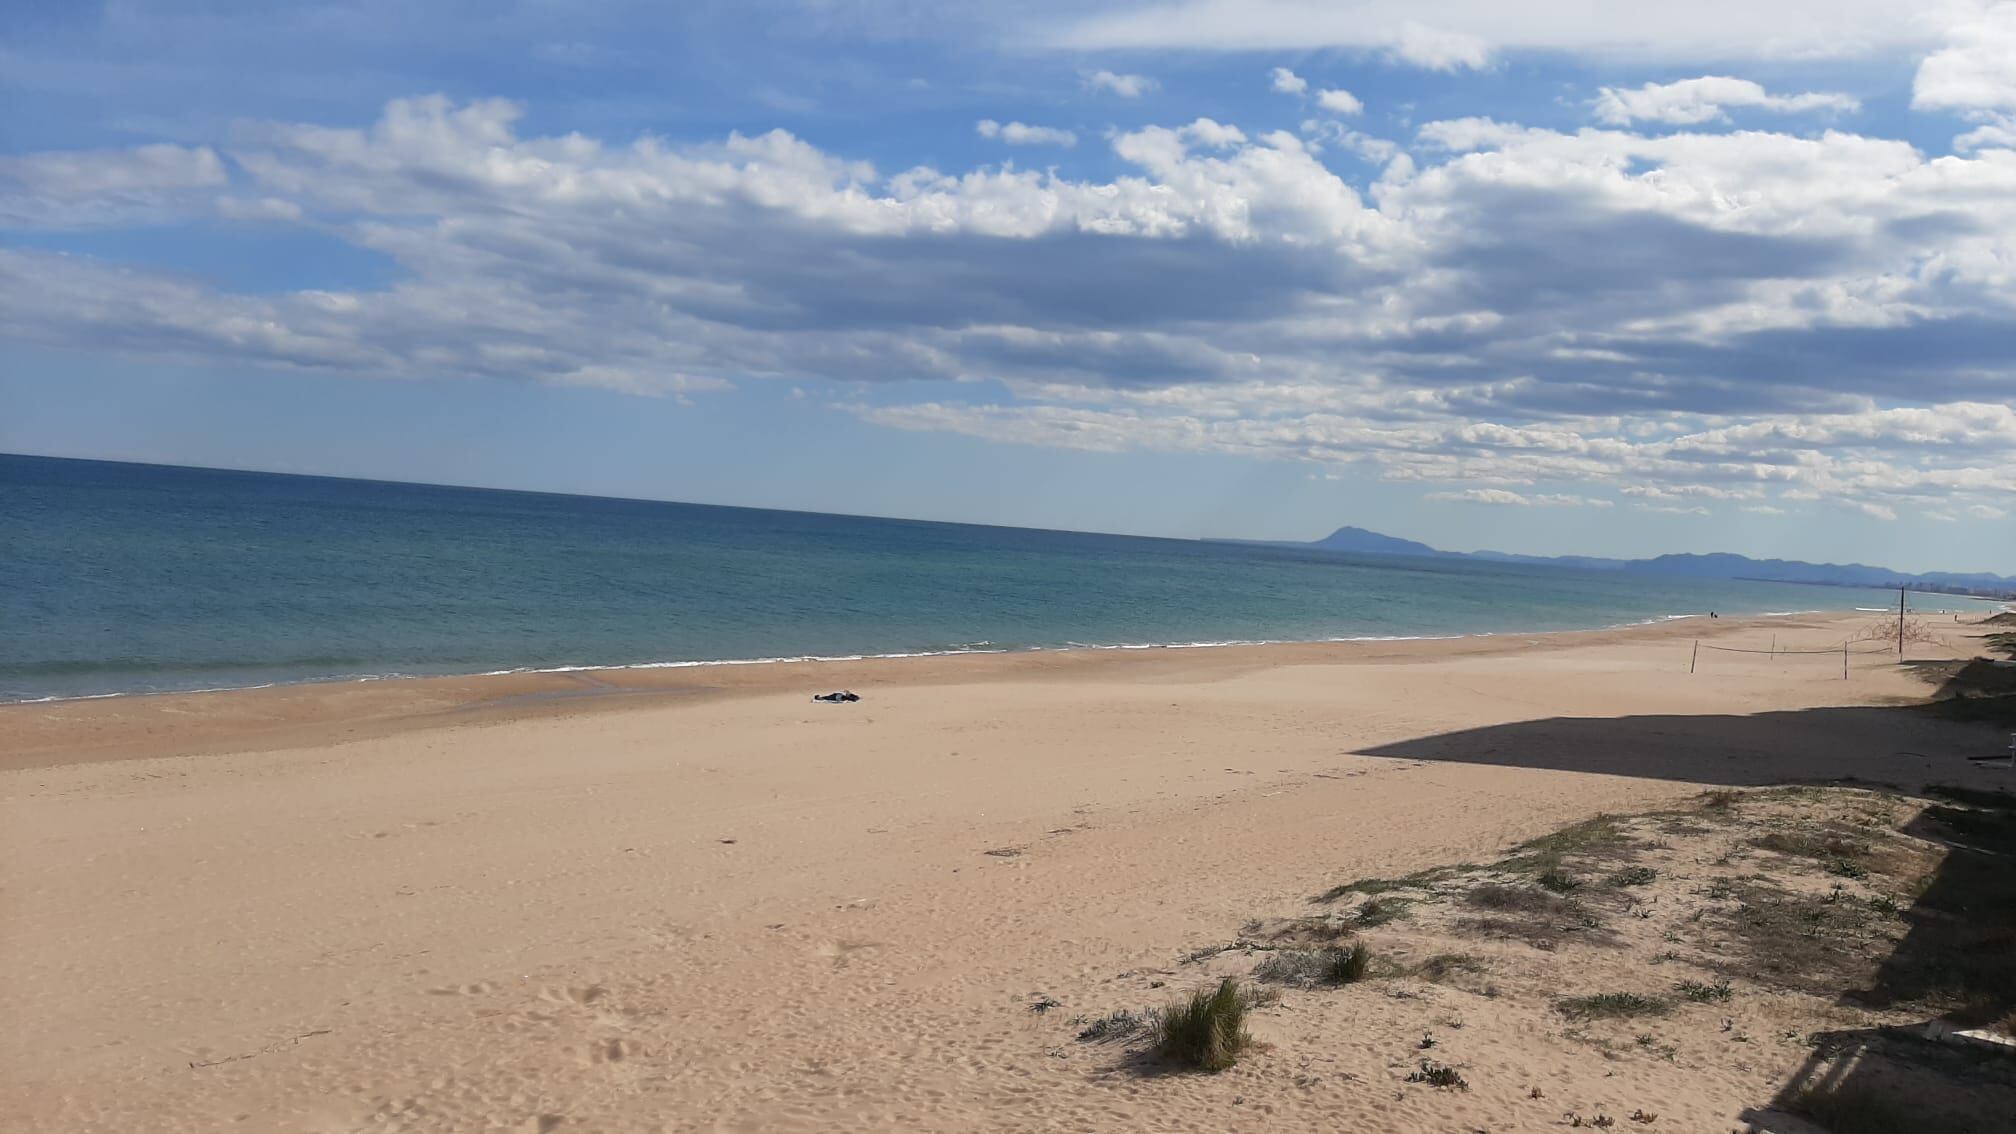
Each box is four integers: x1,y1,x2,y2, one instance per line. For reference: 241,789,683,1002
584,1037,638,1064
538,984,610,1006
426,981,499,996
814,939,880,968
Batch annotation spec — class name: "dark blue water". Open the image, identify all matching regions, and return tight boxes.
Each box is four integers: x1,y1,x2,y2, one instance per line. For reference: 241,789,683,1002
0,454,1990,702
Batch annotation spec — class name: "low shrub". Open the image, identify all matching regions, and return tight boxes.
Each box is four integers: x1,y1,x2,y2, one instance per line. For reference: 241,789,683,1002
1557,992,1671,1020
1674,978,1733,1003
1405,1060,1468,1089
1153,979,1254,1071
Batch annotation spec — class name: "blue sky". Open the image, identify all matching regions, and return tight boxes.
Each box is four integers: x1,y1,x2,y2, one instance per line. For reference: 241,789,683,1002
4,1,2016,572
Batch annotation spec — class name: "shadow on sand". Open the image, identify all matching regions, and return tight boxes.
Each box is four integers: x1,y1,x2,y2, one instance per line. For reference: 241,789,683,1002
1356,694,2016,1132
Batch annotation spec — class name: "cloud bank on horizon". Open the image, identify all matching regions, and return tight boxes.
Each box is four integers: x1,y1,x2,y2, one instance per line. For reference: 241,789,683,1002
4,0,2016,532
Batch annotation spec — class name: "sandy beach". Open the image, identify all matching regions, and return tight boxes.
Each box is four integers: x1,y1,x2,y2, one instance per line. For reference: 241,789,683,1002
3,611,2010,1132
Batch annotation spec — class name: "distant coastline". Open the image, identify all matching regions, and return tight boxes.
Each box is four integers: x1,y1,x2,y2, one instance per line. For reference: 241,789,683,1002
1221,525,2016,601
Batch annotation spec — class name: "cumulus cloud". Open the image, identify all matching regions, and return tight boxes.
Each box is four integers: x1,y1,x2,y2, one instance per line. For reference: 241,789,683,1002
976,120,1078,146
1954,114,2016,151
5,92,2016,523
1913,2,2016,112
1315,88,1365,115
1085,69,1155,97
1592,77,1859,125
1270,67,1308,94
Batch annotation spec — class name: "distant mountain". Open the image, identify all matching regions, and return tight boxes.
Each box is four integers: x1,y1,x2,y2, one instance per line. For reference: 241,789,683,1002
1307,526,1442,557
1235,528,2016,598
1468,549,1630,570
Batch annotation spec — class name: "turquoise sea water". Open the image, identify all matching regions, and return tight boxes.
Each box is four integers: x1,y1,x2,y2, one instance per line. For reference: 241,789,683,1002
0,453,1995,703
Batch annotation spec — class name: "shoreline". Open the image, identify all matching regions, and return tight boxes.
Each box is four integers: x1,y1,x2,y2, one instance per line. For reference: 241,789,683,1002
0,609,1921,770
20,589,2006,713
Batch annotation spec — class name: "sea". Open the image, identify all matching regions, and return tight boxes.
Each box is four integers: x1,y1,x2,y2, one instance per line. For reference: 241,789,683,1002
0,453,1999,704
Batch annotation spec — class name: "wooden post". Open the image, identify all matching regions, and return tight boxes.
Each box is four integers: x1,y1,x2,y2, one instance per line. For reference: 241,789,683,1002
1897,585,1906,662
1843,640,1849,680
1691,640,1698,674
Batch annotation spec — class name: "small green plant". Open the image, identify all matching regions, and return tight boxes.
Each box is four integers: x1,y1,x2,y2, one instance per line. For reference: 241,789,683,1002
1868,893,1901,915
1252,944,1369,987
1405,1060,1468,1088
1825,857,1869,880
1538,865,1583,893
1751,830,1868,862
1700,790,1742,812
1358,896,1411,926
1418,1032,1437,1049
1557,992,1671,1020
1609,866,1658,888
1674,978,1733,1003
1330,943,1371,984
1466,883,1567,912
1414,953,1484,982
1153,979,1254,1071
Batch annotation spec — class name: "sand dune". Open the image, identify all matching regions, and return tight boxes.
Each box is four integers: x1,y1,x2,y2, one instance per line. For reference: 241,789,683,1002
2,612,2007,1131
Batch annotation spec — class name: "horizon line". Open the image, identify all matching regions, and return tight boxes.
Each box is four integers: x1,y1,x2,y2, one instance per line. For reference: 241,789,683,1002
3,449,2004,581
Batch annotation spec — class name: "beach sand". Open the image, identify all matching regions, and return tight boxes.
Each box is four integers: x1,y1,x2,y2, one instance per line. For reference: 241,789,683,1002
2,611,2008,1131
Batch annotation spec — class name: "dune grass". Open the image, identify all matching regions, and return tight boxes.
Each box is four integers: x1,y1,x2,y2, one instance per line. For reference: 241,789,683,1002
1252,943,1371,987
1557,991,1671,1020
1153,978,1256,1071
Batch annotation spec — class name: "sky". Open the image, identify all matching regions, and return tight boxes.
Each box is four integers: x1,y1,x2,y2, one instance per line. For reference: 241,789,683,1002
3,2,2016,573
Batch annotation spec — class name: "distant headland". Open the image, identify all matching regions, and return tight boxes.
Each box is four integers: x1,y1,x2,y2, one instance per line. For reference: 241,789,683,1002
1227,526,2016,601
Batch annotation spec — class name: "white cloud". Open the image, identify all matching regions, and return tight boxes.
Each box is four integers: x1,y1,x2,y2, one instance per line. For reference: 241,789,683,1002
1913,3,2016,112
1085,69,1155,98
1954,113,2016,151
214,195,303,222
1965,502,2009,518
1270,67,1308,94
1428,488,1536,506
1389,21,1492,70
1174,117,1248,148
976,119,1078,146
1592,76,1859,125
1051,1,1945,65
1315,88,1365,115
0,143,226,227
5,94,2016,523
1427,489,1610,506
